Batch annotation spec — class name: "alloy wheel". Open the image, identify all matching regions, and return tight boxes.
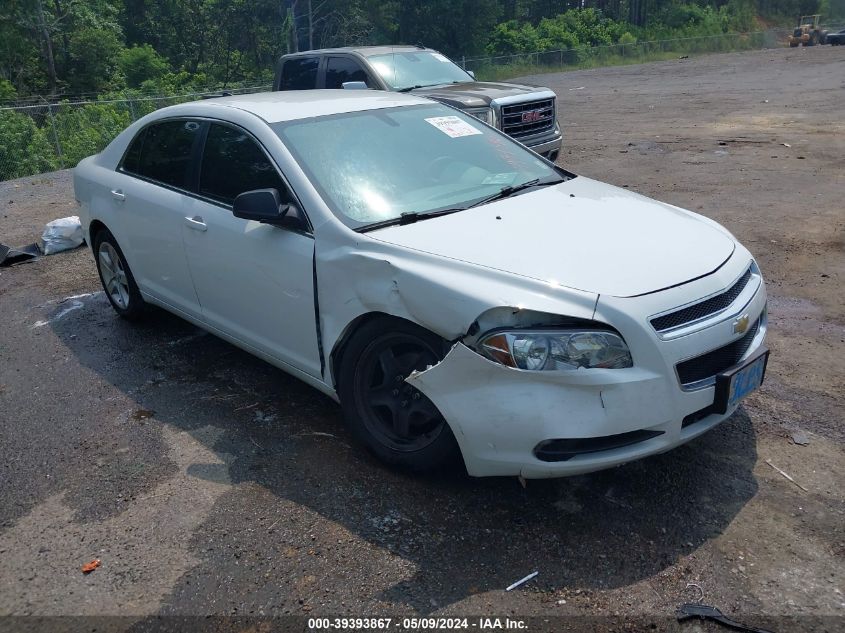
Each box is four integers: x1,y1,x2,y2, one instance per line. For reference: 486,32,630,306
98,241,130,309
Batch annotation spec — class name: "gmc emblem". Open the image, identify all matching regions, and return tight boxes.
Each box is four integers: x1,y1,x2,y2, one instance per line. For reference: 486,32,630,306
521,109,543,123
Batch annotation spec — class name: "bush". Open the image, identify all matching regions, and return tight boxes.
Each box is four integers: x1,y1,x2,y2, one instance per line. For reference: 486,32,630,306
0,110,58,181
486,9,629,56
486,21,541,55
53,102,131,168
0,79,17,102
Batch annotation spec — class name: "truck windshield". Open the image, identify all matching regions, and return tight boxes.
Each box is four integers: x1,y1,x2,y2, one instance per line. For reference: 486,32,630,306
367,51,473,91
272,104,564,230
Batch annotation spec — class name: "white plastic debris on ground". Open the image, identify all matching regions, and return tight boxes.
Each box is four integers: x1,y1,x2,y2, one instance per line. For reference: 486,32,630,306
39,216,84,255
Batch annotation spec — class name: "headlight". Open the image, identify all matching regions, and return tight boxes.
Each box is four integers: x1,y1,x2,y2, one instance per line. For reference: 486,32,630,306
466,107,494,126
478,330,633,371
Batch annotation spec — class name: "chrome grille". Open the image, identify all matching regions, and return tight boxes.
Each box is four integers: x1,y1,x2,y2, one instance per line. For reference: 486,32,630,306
676,317,760,386
651,268,752,333
500,99,555,139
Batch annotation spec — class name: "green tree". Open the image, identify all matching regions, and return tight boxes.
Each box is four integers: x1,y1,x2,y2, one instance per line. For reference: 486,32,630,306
119,44,169,88
67,27,125,93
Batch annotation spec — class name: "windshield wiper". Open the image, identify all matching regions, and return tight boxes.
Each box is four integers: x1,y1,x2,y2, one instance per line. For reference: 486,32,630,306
396,84,434,93
465,177,563,209
396,81,460,93
356,208,464,233
355,177,564,233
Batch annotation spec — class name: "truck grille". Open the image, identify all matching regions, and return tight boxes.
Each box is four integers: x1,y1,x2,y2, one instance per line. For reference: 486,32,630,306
651,268,752,333
500,99,555,139
676,317,760,386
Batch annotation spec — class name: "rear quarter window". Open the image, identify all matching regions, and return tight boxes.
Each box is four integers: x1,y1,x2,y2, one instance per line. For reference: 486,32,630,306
280,57,319,90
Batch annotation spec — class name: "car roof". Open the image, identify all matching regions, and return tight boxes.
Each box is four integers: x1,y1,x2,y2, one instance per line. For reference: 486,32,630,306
284,45,437,58
160,90,434,124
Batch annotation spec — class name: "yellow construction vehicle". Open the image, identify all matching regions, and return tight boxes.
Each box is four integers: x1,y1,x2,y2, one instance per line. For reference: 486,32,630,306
788,15,829,46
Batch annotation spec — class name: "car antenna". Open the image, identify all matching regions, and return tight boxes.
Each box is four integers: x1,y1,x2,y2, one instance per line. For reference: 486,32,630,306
415,42,426,49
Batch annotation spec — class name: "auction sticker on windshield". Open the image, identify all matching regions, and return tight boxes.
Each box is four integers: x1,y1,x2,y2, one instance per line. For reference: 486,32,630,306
425,116,482,138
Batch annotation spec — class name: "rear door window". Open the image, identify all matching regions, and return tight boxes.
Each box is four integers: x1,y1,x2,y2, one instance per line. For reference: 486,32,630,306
199,123,287,206
126,120,201,188
280,56,319,90
324,56,370,89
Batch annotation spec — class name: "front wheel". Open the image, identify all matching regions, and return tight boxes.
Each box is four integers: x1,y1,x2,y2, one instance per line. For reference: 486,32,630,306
339,318,461,472
94,228,146,319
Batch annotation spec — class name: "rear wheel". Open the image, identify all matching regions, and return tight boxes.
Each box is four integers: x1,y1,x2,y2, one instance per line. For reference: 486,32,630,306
94,228,146,320
338,318,460,471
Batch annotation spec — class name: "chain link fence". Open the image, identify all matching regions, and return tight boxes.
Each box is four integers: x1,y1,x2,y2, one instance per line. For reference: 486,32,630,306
0,85,270,182
0,27,832,182
460,29,789,78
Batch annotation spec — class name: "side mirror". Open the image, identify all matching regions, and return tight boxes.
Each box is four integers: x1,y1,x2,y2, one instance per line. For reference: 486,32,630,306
467,70,476,80
342,81,368,90
233,188,307,231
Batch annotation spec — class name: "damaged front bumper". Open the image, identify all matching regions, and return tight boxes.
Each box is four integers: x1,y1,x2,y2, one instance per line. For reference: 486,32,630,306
406,262,768,479
407,343,740,478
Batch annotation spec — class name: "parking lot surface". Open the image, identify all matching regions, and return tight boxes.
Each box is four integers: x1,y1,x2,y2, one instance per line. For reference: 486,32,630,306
0,46,843,632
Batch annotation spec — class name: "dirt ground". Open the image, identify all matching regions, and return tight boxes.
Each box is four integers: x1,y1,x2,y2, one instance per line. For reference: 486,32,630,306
0,46,843,633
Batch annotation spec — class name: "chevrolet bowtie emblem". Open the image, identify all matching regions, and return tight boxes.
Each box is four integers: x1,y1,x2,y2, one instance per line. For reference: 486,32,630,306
733,314,750,334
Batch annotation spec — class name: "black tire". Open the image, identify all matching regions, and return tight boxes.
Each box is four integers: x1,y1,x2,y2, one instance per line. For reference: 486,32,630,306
93,227,146,320
338,317,461,472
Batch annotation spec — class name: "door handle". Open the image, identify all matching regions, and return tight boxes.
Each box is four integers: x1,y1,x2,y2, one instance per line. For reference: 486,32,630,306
184,216,207,232
110,189,125,202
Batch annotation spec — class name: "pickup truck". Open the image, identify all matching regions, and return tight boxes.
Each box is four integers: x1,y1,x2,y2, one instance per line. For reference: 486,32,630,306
273,45,562,161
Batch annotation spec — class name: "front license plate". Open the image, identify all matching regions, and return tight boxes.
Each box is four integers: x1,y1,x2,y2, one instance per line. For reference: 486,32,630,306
714,348,769,414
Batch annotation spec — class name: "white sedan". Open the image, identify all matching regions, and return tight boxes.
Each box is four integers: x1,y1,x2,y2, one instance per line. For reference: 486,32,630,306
73,91,769,478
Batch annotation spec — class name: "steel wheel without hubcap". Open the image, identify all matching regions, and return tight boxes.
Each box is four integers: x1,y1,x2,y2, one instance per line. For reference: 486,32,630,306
98,241,130,310
354,333,445,452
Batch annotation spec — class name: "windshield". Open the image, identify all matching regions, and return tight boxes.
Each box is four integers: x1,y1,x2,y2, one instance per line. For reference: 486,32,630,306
367,51,473,91
273,104,564,230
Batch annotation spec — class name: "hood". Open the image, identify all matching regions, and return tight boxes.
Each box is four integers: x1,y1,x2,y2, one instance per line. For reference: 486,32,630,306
368,177,736,298
413,81,551,108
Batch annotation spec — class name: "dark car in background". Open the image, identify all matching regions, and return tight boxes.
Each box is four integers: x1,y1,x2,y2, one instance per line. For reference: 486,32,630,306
827,28,845,44
273,45,563,160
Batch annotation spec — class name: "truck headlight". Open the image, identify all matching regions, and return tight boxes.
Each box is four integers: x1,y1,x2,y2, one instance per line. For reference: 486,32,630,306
478,330,633,371
466,107,495,126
